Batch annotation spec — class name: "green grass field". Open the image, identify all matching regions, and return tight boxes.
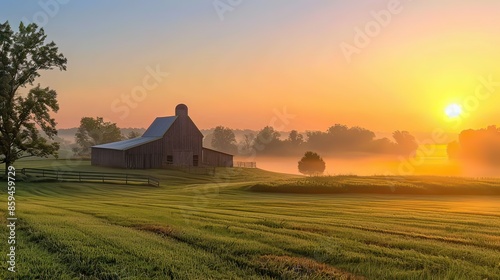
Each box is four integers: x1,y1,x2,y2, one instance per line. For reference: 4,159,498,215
1,159,500,279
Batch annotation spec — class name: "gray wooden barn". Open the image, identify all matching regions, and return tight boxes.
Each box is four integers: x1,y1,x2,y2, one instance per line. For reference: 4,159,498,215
91,104,233,169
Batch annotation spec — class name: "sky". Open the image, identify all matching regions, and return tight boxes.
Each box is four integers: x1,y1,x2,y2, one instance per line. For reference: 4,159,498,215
1,0,500,138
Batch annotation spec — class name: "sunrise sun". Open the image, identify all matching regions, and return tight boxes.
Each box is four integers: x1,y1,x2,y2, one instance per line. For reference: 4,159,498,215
445,103,462,118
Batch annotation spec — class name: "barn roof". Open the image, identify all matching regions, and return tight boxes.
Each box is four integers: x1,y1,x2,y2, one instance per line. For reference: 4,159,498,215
91,116,178,151
202,147,234,156
142,116,178,137
92,136,161,151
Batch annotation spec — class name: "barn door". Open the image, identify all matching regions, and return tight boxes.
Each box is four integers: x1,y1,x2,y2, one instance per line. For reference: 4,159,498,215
173,150,193,166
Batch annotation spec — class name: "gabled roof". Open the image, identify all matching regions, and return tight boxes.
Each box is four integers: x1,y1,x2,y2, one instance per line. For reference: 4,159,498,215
92,136,161,151
91,116,178,151
142,116,177,137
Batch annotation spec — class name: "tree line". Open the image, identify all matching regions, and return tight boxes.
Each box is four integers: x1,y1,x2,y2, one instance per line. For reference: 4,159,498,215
208,125,419,157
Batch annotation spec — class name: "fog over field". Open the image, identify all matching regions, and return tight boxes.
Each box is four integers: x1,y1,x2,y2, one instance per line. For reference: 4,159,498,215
56,127,499,177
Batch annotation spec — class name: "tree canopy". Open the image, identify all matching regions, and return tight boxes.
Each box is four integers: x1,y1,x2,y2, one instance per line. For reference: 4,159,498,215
73,117,123,157
392,130,418,156
287,130,304,146
0,21,67,175
211,126,237,154
253,126,281,152
298,151,326,176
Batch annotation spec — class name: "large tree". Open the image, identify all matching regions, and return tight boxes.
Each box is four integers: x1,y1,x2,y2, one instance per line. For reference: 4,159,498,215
0,22,67,175
211,125,237,154
73,117,123,157
298,151,326,176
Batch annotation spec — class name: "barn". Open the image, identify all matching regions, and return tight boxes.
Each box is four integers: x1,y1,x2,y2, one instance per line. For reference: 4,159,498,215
91,104,233,169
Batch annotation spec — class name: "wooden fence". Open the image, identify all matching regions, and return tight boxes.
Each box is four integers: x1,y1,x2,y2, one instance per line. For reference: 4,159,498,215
164,165,216,175
234,162,257,168
21,168,160,187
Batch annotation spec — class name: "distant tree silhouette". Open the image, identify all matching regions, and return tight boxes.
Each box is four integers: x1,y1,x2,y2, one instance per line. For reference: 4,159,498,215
347,126,374,150
245,124,418,157
287,130,304,146
253,126,282,153
127,131,141,139
368,137,396,154
305,124,377,152
326,124,375,150
447,125,500,165
305,131,329,152
203,132,214,149
305,124,417,156
73,117,122,157
298,151,326,176
211,126,237,154
273,130,305,155
238,133,255,155
392,131,418,156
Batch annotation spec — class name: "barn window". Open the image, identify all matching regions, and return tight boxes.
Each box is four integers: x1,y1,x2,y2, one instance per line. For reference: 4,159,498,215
193,155,199,166
166,155,173,164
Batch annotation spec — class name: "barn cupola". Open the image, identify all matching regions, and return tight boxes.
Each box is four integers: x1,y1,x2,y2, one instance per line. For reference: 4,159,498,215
175,104,188,117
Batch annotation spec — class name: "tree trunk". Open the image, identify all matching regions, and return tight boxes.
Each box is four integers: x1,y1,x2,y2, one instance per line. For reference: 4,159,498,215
4,145,12,177
4,160,10,178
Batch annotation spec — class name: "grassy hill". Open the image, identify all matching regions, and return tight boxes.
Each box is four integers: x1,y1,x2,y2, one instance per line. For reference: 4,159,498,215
1,159,499,279
248,176,500,195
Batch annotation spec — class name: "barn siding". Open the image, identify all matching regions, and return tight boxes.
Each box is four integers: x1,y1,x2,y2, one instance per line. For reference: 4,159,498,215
202,148,233,167
163,115,203,166
124,138,164,169
91,148,126,168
